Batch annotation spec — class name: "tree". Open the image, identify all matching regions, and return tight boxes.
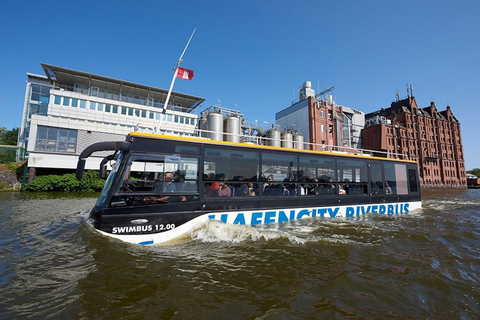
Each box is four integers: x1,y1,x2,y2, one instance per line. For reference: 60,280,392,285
0,127,19,145
471,168,480,178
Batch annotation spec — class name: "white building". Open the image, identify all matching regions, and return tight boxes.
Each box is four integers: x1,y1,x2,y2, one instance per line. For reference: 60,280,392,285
18,64,205,180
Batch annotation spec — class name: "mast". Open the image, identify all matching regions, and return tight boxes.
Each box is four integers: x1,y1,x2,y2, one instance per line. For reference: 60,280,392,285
158,28,196,132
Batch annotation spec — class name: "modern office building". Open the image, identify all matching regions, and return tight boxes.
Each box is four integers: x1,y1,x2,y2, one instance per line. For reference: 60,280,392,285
275,81,364,152
18,64,205,180
362,92,467,188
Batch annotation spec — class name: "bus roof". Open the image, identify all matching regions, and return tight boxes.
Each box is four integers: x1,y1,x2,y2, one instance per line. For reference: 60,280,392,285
127,132,418,164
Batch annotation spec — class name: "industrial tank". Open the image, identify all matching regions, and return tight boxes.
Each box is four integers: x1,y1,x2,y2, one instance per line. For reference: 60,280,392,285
266,128,281,147
224,115,240,143
206,112,223,141
198,116,207,138
293,133,304,149
281,131,293,148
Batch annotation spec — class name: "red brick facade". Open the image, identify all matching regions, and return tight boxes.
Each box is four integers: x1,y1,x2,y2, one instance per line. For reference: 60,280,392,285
361,96,466,189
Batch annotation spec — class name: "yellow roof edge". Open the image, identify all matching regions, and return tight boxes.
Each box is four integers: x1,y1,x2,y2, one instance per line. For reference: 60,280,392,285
127,132,418,164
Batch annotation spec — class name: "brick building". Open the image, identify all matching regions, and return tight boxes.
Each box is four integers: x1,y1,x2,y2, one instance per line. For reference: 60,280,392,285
362,95,467,188
276,81,364,152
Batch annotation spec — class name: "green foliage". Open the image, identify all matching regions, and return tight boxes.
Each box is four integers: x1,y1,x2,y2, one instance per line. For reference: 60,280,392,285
470,168,480,178
0,181,5,190
25,170,105,192
0,127,19,146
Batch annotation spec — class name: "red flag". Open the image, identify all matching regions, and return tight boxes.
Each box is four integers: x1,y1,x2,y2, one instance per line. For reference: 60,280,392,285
176,67,194,81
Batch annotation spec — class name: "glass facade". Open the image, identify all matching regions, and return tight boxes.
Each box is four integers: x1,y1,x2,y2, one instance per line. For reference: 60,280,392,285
35,126,77,153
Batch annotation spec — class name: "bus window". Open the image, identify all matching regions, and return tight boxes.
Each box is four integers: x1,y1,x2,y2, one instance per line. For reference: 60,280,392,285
337,159,368,195
299,155,336,196
369,163,384,195
408,168,419,192
204,147,259,197
384,163,409,195
261,152,298,196
113,153,199,206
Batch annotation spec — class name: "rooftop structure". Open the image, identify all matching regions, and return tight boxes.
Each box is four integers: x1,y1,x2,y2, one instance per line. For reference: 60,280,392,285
18,64,205,180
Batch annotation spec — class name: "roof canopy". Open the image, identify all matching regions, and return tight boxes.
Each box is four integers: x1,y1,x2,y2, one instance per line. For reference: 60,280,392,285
41,63,205,113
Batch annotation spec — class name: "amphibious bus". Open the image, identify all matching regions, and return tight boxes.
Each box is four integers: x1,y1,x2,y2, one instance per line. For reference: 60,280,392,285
76,132,421,245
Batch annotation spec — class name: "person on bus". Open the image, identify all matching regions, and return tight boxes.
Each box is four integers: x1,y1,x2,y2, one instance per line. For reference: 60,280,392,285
146,172,177,202
216,175,231,196
385,182,393,195
206,173,220,196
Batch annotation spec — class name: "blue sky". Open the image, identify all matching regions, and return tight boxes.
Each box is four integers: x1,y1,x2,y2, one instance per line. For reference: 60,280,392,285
1,0,479,169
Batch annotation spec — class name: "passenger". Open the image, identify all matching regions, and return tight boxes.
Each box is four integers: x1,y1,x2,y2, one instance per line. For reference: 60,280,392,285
146,172,177,203
216,175,231,197
339,184,346,195
247,183,256,196
263,174,275,190
342,178,350,195
206,172,219,196
385,182,393,195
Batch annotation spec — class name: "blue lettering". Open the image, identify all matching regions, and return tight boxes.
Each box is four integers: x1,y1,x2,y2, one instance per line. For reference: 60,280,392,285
278,210,289,223
328,208,339,218
317,208,327,217
387,205,394,215
404,203,409,212
251,212,263,225
220,214,228,223
311,209,317,218
264,211,276,224
372,205,378,214
346,207,354,217
289,210,296,221
297,209,310,220
379,205,386,214
233,213,246,225
208,215,215,220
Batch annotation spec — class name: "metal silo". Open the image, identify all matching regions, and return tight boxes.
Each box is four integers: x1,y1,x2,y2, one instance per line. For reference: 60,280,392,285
207,112,224,141
198,115,207,138
224,115,240,142
293,133,304,149
266,128,281,147
281,131,293,148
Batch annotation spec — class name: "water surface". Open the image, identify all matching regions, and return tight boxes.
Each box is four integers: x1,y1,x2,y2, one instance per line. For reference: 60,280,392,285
0,189,479,319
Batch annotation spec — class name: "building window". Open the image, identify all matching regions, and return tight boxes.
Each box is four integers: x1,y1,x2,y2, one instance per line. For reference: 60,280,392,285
63,97,70,107
54,96,61,105
321,125,325,133
90,102,96,111
35,126,78,153
97,103,104,112
321,110,325,118
79,100,86,109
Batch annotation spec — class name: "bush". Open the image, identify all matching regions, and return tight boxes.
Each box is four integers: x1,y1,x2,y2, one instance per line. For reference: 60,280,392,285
25,171,105,192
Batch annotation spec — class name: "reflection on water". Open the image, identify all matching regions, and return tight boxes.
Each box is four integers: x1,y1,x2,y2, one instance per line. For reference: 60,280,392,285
0,190,479,319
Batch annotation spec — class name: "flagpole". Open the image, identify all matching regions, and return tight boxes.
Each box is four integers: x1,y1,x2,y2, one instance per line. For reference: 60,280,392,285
159,28,196,133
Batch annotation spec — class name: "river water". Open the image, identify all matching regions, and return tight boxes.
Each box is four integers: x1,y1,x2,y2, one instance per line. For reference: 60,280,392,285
0,189,479,319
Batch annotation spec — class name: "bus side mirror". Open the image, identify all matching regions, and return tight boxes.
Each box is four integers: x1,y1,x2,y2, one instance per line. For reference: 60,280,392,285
100,164,109,179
